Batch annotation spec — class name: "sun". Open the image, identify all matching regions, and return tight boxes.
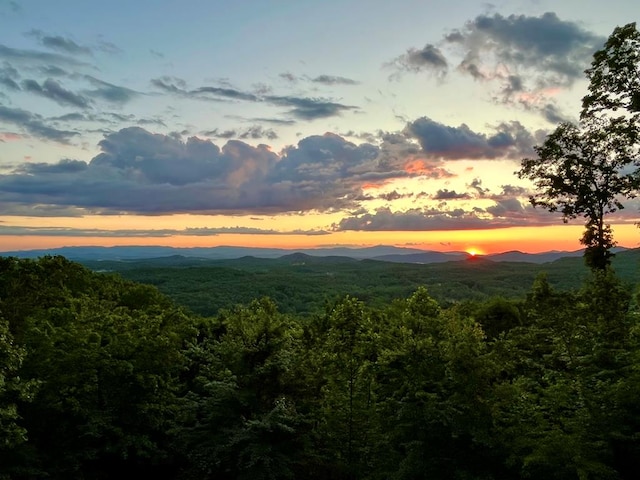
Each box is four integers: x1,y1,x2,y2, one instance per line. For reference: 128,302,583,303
466,247,483,257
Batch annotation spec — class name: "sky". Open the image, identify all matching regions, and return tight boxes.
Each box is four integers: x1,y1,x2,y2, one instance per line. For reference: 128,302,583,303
0,0,638,254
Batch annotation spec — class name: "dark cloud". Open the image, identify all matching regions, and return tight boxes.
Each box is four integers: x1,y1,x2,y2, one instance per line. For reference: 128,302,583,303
38,65,68,76
485,197,524,216
333,197,564,232
194,86,259,102
0,204,87,217
0,75,19,90
0,224,329,236
0,127,410,214
432,189,471,200
248,117,296,126
378,190,410,201
468,178,489,197
204,126,278,140
152,77,358,120
21,78,89,108
279,72,297,83
0,105,78,142
182,226,329,236
277,73,358,86
338,130,380,143
0,62,20,90
497,184,529,197
0,225,176,236
266,95,356,120
17,159,87,174
0,44,89,67
405,117,536,159
389,44,448,77
539,103,574,124
27,30,92,56
47,111,162,129
445,12,604,99
150,76,187,94
333,206,493,231
310,75,359,85
392,12,604,121
83,75,139,104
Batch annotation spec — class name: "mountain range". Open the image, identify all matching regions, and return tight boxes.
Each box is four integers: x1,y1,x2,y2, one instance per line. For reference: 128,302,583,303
0,245,593,264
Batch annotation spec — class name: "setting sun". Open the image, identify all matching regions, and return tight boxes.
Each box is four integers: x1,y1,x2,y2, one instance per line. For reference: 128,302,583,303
466,248,484,257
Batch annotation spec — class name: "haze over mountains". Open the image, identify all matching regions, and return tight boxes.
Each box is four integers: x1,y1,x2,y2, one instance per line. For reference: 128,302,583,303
0,245,590,264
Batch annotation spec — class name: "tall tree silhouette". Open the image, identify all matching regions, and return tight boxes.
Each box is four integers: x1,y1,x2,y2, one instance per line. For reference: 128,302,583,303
518,23,640,270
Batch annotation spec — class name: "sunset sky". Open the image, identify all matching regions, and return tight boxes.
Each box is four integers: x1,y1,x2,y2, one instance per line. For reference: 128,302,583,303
1,0,639,254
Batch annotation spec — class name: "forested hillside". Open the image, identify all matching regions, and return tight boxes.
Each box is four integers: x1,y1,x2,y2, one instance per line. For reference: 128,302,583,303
2,255,640,479
81,248,640,316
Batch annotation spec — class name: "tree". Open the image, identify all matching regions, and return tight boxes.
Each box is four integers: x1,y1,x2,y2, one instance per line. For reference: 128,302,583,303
517,23,640,270
176,298,306,480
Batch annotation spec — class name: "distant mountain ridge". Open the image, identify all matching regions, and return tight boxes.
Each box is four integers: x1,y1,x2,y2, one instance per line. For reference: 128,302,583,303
0,244,600,264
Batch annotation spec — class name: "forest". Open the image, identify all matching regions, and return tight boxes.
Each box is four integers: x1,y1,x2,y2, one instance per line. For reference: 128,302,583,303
1,254,640,479
79,248,640,317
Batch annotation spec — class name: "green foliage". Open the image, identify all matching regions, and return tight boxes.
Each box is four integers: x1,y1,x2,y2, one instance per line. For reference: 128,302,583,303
175,298,307,480
81,249,640,317
0,316,36,454
0,256,198,479
3,254,640,479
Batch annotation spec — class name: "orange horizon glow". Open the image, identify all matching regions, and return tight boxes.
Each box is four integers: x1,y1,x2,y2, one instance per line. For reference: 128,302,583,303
1,223,639,254
466,247,484,256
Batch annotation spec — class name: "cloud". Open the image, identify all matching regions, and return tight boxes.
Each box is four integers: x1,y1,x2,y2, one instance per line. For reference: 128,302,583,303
392,12,604,120
432,189,471,200
0,224,329,236
0,225,178,237
16,158,88,174
193,86,259,102
203,125,278,140
95,40,122,55
0,75,20,90
0,105,78,142
83,75,139,104
27,30,93,56
248,117,296,126
0,132,23,142
0,62,20,90
21,78,89,108
539,103,574,124
377,190,411,201
278,73,359,86
495,184,529,198
0,44,89,68
38,65,68,77
333,196,565,232
468,178,489,197
445,12,604,106
0,127,407,214
266,95,356,120
310,75,359,85
389,44,448,78
151,77,358,120
333,206,493,231
182,226,329,236
405,117,536,159
448,12,602,78
485,197,524,216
